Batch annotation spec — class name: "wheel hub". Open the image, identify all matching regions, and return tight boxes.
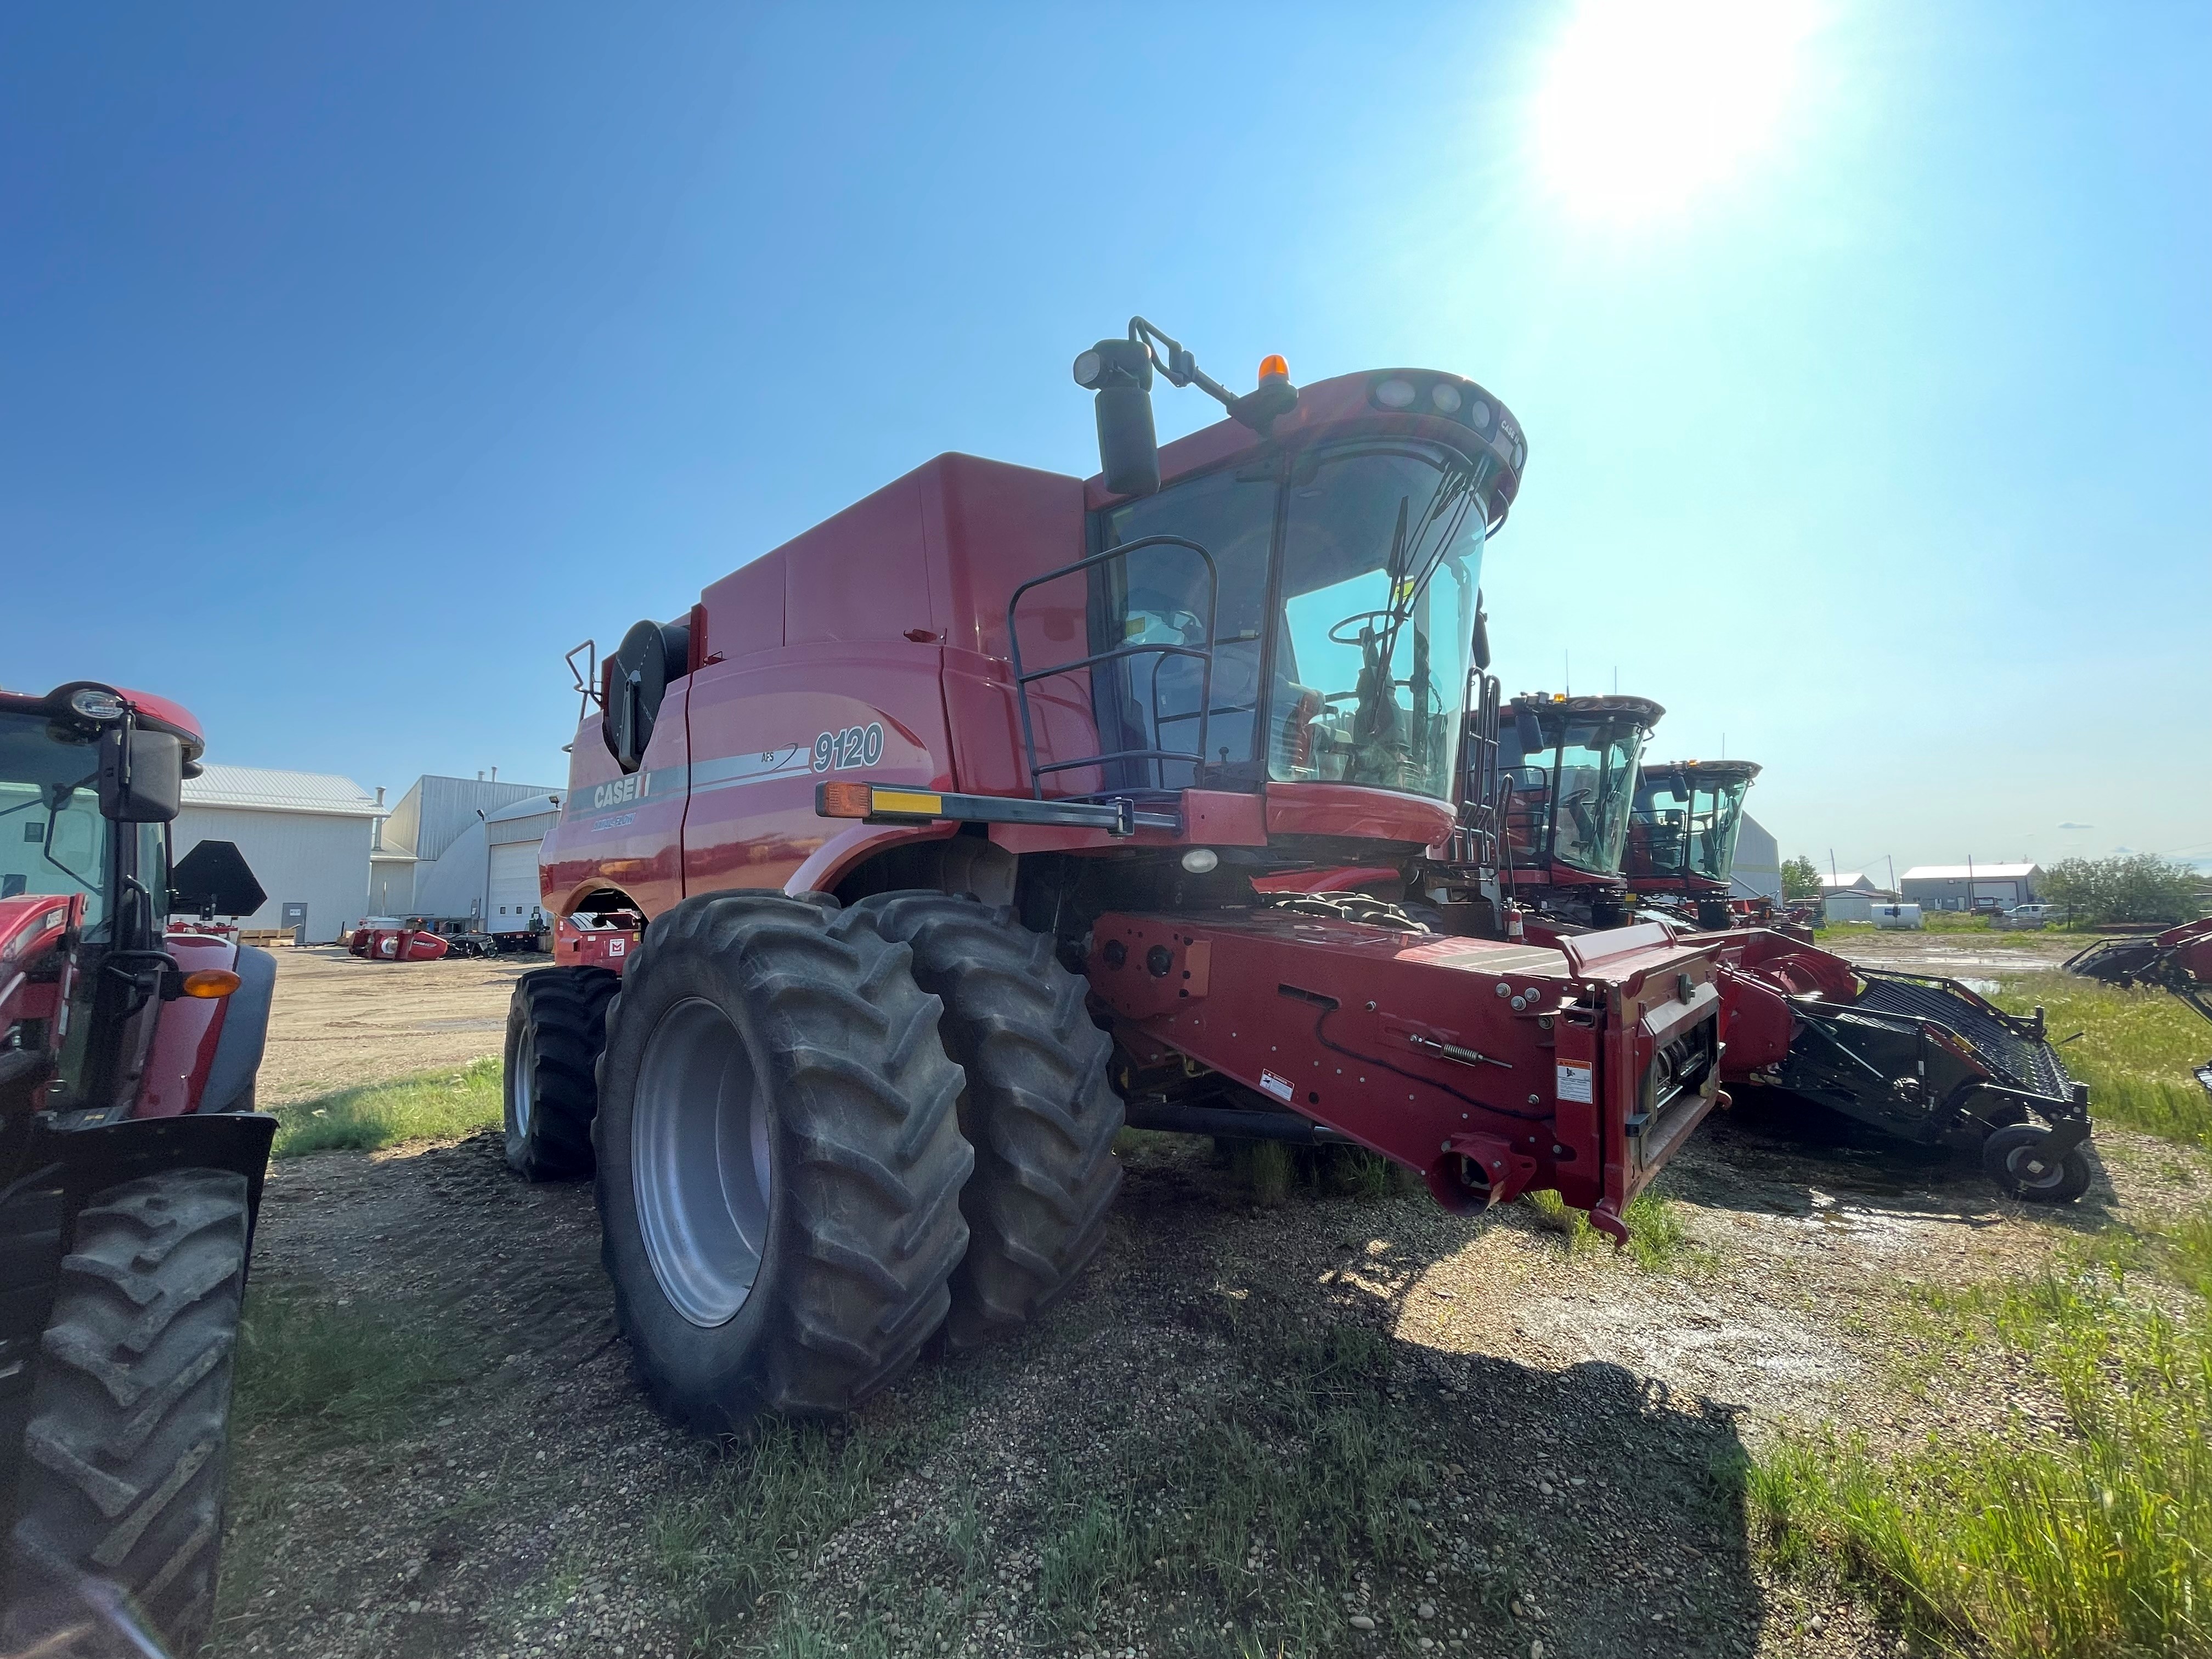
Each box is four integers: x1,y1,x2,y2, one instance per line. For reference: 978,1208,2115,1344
633,997,774,1327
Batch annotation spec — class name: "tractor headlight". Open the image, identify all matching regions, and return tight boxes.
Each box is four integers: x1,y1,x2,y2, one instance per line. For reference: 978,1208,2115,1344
68,686,127,722
1373,377,1418,409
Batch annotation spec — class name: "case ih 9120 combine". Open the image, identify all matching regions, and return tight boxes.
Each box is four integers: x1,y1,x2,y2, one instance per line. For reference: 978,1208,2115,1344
1,681,276,1656
503,323,1730,1431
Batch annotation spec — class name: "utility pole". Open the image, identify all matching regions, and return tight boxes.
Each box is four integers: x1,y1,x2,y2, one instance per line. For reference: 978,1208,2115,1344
1886,854,1895,892
1966,851,1975,915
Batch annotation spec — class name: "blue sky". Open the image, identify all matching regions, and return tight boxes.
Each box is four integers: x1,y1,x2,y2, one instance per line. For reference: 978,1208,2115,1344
4,2,2205,874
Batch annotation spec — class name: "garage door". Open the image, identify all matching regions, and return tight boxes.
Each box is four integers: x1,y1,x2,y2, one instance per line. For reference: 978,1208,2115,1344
486,840,544,931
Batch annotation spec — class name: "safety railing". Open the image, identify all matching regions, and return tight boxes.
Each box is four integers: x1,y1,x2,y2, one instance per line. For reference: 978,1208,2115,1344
1006,535,1218,803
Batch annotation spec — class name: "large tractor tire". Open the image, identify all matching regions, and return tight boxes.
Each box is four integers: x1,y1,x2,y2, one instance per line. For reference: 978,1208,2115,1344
3,1170,249,1658
503,967,619,1180
591,892,973,1430
851,894,1124,1351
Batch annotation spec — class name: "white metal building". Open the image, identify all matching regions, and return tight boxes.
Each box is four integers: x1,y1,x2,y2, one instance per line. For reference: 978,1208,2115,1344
374,778,566,924
387,775,564,928
1900,863,2041,912
1730,812,1782,902
176,767,380,943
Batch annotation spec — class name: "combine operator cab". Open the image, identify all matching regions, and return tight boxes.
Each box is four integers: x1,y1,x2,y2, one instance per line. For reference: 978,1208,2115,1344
513,320,1728,1432
1626,759,1763,930
1490,692,1663,929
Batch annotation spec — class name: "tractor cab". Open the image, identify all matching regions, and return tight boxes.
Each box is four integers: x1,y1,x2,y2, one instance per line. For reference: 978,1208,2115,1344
1492,692,1663,927
1626,758,1762,929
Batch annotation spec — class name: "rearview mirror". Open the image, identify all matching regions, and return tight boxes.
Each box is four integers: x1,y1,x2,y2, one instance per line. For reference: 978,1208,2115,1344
1471,603,1491,672
1514,705,1546,755
1074,338,1159,498
98,725,183,822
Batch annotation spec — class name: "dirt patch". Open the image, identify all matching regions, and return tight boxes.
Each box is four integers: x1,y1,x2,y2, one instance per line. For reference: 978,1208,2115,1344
255,946,536,1106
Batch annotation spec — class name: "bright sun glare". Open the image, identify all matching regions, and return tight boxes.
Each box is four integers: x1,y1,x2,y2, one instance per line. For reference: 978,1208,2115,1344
1532,0,1819,221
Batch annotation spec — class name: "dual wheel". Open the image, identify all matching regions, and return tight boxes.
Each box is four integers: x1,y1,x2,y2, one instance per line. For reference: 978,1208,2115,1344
500,890,1123,1430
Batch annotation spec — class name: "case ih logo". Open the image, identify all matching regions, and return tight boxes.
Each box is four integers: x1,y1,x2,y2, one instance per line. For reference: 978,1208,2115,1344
591,774,650,810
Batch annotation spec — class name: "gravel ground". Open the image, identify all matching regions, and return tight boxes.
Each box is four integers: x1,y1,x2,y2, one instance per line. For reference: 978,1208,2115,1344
208,929,2211,1658
253,945,540,1106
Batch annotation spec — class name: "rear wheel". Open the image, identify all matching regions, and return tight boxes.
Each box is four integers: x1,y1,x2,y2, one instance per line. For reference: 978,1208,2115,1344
504,967,618,1180
851,893,1123,1350
592,892,972,1429
1982,1122,2091,1203
3,1171,249,1658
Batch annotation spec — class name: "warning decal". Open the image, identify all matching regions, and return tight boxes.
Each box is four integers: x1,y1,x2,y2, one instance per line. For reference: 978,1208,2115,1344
1555,1059,1594,1104
1259,1070,1295,1102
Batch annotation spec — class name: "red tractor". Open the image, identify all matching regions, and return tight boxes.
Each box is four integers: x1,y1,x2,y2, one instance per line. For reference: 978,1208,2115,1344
1624,758,1764,932
1,681,277,1655
503,323,1730,1432
1489,692,1664,929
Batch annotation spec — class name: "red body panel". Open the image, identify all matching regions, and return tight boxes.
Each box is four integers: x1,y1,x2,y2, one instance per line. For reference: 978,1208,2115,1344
134,933,240,1117
348,927,450,962
1087,912,1722,1228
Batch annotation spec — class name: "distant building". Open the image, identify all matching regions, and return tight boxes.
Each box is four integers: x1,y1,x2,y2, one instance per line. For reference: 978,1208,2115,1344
177,767,381,943
1900,863,2041,912
1816,872,1892,922
381,774,564,928
1730,813,1782,902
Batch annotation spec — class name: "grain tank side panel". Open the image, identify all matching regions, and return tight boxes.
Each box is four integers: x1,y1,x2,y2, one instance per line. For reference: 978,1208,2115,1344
680,645,952,900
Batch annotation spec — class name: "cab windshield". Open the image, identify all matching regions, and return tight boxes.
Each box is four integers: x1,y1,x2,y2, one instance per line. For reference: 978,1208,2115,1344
1499,707,1648,876
0,712,117,927
1096,439,1486,802
1631,773,1751,882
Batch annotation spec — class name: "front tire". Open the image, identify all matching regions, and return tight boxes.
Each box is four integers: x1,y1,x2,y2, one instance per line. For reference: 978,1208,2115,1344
1982,1123,2091,1203
504,968,619,1180
3,1171,249,1658
592,893,972,1430
851,894,1124,1350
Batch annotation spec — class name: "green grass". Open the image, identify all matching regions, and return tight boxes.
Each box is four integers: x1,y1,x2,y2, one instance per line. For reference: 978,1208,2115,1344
1748,1215,2212,1658
1995,972,2212,1145
1524,1186,1702,1271
271,1056,504,1157
233,1285,475,1444
1814,917,2059,947
649,1379,968,1645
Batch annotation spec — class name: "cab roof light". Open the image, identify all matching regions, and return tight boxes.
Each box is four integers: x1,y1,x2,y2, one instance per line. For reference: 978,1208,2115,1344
1257,354,1290,383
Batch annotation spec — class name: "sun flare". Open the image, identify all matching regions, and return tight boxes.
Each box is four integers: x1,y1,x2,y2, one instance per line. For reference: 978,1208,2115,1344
1532,0,1819,221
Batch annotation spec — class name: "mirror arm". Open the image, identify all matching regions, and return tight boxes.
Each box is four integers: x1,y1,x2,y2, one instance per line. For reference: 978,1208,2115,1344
1128,317,1238,411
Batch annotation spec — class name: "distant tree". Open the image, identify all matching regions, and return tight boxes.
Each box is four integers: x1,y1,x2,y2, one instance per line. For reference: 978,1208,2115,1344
1781,856,1822,899
2041,854,2202,925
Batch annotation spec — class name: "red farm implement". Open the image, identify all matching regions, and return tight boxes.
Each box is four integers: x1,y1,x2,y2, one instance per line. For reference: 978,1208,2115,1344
2067,915,2212,1099
1,681,278,1655
499,323,1730,1431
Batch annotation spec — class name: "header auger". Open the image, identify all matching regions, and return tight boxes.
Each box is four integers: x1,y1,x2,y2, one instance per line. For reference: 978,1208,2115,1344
505,320,1724,1431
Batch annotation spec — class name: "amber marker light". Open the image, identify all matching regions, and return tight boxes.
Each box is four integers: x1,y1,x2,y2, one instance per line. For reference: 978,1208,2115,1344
181,969,242,998
1257,354,1290,382
818,782,874,818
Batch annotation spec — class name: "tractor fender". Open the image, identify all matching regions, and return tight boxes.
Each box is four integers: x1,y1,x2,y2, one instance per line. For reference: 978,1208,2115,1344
787,819,958,898
25,1109,277,1227
198,944,275,1112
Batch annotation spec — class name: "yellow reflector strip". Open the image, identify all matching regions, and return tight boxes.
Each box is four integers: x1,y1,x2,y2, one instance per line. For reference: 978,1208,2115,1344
870,789,944,817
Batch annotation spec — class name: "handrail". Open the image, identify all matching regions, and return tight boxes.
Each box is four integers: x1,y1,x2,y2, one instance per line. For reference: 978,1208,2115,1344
1006,535,1218,801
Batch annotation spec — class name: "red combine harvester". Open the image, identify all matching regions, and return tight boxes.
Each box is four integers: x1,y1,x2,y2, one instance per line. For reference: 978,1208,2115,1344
1492,693,1663,930
1625,759,1764,932
1,681,278,1656
2066,916,2212,1099
505,321,1729,1430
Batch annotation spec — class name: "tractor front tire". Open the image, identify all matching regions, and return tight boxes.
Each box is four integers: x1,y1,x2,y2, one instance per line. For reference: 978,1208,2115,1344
1982,1122,2092,1204
851,894,1124,1351
591,893,972,1430
503,967,619,1180
3,1170,249,1659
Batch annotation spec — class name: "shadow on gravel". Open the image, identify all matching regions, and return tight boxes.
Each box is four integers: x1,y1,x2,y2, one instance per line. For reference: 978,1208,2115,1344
653,1148,1772,1659
1672,1087,2120,1237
